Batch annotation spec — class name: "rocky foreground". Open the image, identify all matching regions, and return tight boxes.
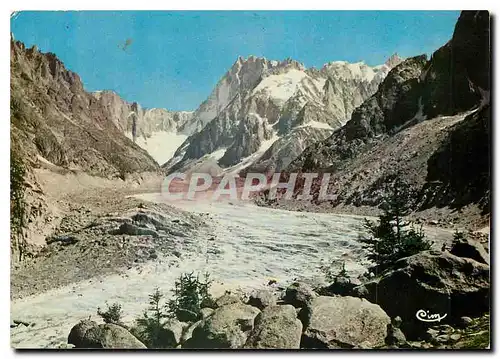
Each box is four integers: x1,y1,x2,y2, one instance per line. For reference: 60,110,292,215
38,234,489,350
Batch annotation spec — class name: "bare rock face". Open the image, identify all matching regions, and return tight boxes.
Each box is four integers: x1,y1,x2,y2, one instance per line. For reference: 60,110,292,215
420,11,490,119
424,104,490,212
301,296,391,349
91,90,194,147
185,302,260,348
179,56,278,136
244,305,302,349
352,250,490,339
344,55,428,141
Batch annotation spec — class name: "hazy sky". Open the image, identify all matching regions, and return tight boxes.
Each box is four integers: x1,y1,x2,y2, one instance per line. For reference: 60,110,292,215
11,11,460,111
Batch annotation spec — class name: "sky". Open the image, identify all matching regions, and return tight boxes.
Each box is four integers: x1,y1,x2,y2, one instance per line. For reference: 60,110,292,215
11,11,460,111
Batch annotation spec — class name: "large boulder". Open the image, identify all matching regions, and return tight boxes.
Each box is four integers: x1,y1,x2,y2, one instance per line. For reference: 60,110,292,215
163,319,187,347
450,236,489,265
244,305,302,349
68,319,98,347
176,308,199,322
301,296,390,349
247,290,277,310
185,302,260,348
180,320,202,345
215,293,242,308
70,323,146,349
200,307,214,320
352,250,490,339
318,277,362,297
283,282,318,309
385,316,407,347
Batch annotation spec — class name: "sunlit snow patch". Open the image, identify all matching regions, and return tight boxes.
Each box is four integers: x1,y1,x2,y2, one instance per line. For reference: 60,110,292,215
126,131,188,165
252,69,308,103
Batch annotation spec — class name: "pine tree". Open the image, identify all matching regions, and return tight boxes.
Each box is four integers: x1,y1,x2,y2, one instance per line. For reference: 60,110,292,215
361,176,432,268
134,288,171,348
167,272,215,321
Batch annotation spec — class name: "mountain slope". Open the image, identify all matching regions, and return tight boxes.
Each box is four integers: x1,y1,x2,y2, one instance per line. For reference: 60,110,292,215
283,10,490,219
10,39,163,259
10,39,159,178
91,90,194,165
164,54,401,174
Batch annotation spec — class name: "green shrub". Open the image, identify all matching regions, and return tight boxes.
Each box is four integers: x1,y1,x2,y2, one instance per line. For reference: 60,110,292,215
10,150,27,261
10,151,26,234
131,273,215,348
97,302,123,324
167,272,215,321
319,260,349,284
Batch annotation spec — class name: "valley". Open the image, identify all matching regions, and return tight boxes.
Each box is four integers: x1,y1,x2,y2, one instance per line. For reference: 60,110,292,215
10,10,490,350
11,179,457,348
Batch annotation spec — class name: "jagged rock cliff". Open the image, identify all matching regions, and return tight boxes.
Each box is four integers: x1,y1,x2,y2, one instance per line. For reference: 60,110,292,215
91,91,192,139
287,10,490,215
90,90,194,164
10,39,159,178
165,54,401,174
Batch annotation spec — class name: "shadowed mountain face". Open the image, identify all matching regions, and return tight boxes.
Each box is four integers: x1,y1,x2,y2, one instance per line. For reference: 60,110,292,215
10,39,159,179
286,10,490,213
423,11,490,213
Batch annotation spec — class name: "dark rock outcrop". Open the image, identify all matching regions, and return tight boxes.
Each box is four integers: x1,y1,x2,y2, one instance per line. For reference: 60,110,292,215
352,250,490,339
424,105,490,212
282,282,318,309
449,233,489,265
286,10,490,216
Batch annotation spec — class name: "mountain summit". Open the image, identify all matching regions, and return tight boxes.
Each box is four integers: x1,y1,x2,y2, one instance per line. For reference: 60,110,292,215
164,54,402,175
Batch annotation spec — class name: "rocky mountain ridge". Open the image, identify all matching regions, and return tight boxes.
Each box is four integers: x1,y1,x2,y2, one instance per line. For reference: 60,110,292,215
90,90,195,164
164,53,402,174
91,90,194,143
278,10,490,217
10,39,159,177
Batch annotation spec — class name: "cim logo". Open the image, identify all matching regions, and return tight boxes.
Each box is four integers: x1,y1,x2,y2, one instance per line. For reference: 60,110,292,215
415,309,448,323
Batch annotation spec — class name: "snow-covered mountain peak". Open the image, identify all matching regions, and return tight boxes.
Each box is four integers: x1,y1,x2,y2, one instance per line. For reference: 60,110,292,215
165,53,405,173
321,60,380,82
